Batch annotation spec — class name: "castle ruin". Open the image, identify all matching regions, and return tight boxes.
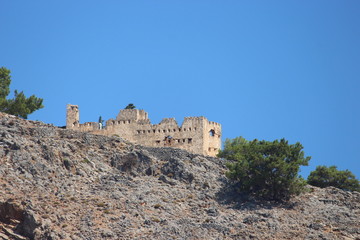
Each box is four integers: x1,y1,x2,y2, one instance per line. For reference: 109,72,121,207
66,104,222,157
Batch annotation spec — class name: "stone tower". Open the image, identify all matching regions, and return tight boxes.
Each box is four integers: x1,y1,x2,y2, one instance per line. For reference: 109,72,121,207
66,104,79,130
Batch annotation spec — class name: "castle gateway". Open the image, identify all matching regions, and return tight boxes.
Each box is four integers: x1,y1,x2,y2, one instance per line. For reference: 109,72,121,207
66,105,221,157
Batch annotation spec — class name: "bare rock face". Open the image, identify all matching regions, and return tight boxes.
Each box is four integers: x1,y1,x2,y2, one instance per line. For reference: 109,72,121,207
0,112,359,239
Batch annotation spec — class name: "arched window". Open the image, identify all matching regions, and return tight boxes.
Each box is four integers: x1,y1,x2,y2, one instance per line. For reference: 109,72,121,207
209,129,215,137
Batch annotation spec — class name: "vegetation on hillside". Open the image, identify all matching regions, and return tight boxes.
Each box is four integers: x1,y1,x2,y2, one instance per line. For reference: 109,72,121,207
218,137,311,201
0,67,43,119
307,165,360,192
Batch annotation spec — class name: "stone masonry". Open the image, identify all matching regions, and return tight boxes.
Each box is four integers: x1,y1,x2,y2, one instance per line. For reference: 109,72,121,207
66,104,221,156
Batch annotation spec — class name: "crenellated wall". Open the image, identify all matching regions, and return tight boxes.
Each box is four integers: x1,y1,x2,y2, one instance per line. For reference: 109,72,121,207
66,104,221,156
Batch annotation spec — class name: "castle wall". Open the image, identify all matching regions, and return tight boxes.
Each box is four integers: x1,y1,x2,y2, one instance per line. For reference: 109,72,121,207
78,122,100,132
132,117,206,155
66,104,100,132
116,109,149,121
66,104,221,157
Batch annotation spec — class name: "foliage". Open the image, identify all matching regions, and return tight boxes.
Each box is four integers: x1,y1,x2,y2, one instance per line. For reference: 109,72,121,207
98,116,104,124
0,67,11,99
98,116,104,129
0,67,11,111
307,165,360,192
0,67,43,119
125,103,136,109
218,137,311,201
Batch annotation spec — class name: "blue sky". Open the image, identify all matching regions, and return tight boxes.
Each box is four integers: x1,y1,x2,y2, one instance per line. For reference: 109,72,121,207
1,1,359,179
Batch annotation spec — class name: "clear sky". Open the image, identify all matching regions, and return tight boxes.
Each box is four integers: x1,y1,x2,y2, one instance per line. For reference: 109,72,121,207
1,1,359,179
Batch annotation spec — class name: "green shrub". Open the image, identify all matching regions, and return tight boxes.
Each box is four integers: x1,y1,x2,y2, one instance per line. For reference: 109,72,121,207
97,202,106,208
103,209,111,214
308,165,360,192
151,217,161,223
153,203,162,209
218,137,310,201
83,158,90,164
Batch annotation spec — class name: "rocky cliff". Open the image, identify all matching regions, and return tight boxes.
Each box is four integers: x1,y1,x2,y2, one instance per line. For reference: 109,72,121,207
0,112,359,240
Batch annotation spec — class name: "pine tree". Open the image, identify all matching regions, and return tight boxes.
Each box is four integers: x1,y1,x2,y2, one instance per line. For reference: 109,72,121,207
218,137,310,201
308,166,360,192
0,67,43,119
125,103,136,109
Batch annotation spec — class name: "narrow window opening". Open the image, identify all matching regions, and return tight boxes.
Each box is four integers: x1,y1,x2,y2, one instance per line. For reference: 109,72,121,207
164,136,173,146
188,138,192,143
209,129,215,137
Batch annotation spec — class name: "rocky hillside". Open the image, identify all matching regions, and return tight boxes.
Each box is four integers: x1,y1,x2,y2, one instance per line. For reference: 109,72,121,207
0,112,359,240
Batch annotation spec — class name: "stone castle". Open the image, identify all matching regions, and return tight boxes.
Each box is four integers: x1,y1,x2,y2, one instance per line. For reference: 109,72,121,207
66,105,222,157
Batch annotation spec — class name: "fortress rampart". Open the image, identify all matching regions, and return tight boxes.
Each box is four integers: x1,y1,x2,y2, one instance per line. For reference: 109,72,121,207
66,104,221,156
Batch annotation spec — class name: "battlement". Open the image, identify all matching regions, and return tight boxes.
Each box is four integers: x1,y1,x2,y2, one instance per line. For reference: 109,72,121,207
66,105,221,156
116,109,148,121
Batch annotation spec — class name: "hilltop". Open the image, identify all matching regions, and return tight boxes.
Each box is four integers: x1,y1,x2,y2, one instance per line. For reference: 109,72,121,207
0,113,359,240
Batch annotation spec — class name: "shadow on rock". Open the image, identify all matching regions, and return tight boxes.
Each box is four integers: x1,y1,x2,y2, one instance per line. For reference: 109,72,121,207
215,181,298,211
110,151,153,176
0,200,39,240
